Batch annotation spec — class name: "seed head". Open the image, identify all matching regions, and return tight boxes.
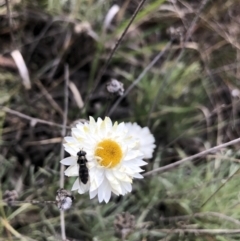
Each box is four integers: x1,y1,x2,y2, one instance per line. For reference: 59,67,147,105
56,189,74,211
106,79,124,96
114,212,135,240
3,190,18,205
167,26,184,42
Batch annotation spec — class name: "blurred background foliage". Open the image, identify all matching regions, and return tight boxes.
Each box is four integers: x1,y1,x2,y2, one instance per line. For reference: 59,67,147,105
1,0,240,240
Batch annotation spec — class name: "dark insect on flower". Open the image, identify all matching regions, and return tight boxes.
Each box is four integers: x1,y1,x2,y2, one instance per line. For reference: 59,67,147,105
77,150,89,184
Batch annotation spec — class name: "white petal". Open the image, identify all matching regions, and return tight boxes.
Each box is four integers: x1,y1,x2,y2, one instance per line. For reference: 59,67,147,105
140,144,156,158
115,122,126,136
124,150,144,161
89,189,98,199
110,182,123,195
105,170,119,184
123,165,144,173
72,178,80,190
104,181,112,203
113,170,132,183
120,182,127,195
125,122,155,159
121,182,132,193
78,181,90,194
133,173,144,179
96,117,103,125
64,136,77,143
64,164,78,176
112,169,125,180
60,156,77,165
106,170,123,194
64,145,78,156
97,179,112,203
123,161,145,170
105,116,113,128
118,165,136,176
103,116,112,130
75,123,82,130
134,159,148,166
98,184,104,203
89,116,97,127
72,128,84,139
89,168,104,191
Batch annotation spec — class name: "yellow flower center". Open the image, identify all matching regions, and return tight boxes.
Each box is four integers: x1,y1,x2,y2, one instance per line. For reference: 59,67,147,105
95,139,123,168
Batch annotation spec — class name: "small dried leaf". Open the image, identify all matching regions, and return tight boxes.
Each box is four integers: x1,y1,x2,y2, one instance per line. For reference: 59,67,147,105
11,50,31,90
103,5,120,31
69,81,84,109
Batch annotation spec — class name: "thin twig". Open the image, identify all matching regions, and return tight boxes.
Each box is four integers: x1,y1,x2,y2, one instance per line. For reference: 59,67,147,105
160,212,240,226
59,65,69,241
48,29,72,79
24,137,62,146
144,137,240,177
1,200,56,206
88,0,147,99
108,41,172,116
1,107,69,129
35,79,64,117
152,228,240,235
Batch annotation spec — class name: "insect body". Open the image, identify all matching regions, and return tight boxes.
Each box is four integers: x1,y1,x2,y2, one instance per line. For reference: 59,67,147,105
77,150,89,184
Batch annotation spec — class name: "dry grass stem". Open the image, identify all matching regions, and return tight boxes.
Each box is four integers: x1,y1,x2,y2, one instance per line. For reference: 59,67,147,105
153,228,240,235
59,65,69,240
35,79,64,116
144,137,240,177
2,107,70,129
160,212,240,226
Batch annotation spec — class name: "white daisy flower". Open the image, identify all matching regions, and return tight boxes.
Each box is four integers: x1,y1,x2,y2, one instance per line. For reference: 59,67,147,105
60,117,147,203
125,122,156,159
